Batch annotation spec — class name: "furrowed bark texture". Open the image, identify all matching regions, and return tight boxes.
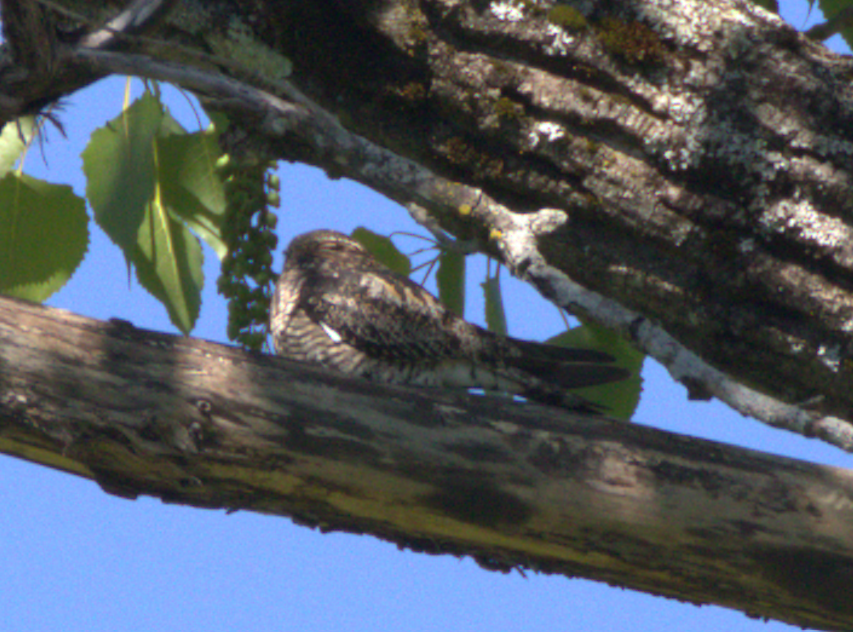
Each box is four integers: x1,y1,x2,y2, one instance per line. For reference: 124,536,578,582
3,295,853,631
2,0,850,431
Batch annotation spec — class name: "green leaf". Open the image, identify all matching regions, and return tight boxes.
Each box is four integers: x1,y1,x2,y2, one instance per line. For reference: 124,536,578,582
132,195,204,334
436,249,465,316
481,274,507,336
156,129,228,259
205,110,231,134
0,173,88,302
547,322,645,421
82,91,163,261
159,109,187,137
351,227,411,276
82,91,212,333
0,117,35,175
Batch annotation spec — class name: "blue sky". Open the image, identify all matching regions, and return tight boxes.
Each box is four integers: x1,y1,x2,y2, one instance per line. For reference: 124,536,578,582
2,3,851,631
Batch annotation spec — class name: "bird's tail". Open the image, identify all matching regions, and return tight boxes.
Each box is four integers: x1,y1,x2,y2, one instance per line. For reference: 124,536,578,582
507,339,630,389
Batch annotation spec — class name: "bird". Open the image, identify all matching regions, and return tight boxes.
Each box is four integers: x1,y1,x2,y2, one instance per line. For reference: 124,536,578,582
271,229,630,412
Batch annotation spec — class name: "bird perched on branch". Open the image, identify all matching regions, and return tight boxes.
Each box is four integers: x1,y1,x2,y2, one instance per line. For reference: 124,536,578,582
271,229,629,412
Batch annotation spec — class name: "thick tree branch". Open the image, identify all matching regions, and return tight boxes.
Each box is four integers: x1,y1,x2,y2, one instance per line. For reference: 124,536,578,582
3,296,853,630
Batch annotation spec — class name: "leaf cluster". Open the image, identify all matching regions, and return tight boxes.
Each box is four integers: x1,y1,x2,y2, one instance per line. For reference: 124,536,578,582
82,90,228,333
0,88,231,334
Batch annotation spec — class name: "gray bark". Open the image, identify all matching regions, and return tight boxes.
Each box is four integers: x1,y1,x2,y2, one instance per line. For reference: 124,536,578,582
3,295,853,630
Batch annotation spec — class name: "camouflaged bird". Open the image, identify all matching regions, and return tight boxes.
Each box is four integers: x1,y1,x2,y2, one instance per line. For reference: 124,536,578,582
271,229,629,412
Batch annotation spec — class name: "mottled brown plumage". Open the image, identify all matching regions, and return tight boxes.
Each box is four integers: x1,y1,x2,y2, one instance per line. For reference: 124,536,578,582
271,229,629,411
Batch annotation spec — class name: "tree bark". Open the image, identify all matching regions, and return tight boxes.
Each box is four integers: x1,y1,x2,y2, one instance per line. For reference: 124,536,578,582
1,0,850,446
2,294,853,630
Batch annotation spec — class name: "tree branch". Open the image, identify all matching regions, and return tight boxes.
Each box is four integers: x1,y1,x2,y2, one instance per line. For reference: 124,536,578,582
2,295,853,630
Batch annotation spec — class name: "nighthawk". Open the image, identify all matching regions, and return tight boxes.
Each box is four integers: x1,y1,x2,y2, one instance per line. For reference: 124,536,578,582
271,229,630,412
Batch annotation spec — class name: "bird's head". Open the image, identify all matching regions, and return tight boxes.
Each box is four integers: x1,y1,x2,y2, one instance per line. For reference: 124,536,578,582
283,230,368,269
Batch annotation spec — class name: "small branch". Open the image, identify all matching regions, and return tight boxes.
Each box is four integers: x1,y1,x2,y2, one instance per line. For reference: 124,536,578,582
78,0,178,49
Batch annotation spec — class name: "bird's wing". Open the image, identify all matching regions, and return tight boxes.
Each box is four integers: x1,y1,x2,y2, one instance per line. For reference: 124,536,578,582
302,265,467,363
270,267,304,341
295,255,629,390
